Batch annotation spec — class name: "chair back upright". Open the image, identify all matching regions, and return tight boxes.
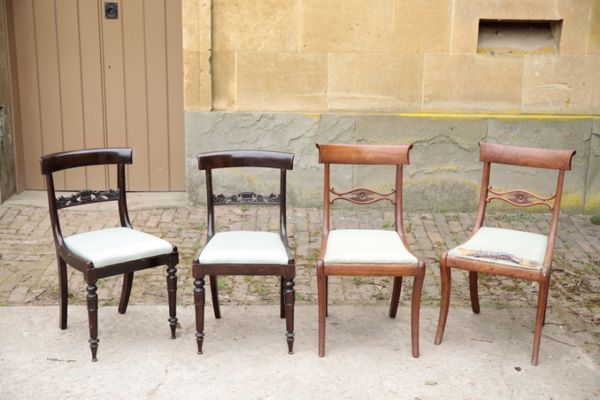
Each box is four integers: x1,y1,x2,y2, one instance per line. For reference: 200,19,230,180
476,142,576,267
39,148,133,254
197,150,294,242
316,143,413,240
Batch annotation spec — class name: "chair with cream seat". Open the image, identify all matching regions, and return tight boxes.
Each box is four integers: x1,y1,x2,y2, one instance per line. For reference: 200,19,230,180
316,143,426,357
39,148,179,361
193,150,295,354
434,142,576,365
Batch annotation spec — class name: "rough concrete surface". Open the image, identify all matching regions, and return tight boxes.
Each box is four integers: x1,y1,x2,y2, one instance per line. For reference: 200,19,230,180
0,305,598,400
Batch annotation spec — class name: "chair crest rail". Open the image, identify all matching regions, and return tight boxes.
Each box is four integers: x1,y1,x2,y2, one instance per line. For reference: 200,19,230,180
56,189,120,209
330,187,396,205
486,187,555,209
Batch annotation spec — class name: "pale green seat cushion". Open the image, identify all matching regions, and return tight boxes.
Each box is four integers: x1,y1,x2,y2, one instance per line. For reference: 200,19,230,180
64,227,173,268
448,226,548,269
324,229,418,265
198,231,289,265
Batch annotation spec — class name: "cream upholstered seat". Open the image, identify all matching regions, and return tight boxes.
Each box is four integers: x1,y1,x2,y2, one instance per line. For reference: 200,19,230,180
324,229,418,265
448,226,548,269
64,227,174,268
198,231,289,265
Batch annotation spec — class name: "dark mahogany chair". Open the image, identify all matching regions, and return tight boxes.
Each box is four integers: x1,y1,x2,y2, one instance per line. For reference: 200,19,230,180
39,148,179,361
192,150,295,354
434,142,576,365
316,143,426,357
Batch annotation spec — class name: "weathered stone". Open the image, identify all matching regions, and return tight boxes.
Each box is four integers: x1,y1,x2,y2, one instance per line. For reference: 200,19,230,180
182,0,212,111
236,52,328,112
393,0,452,53
556,0,594,55
182,0,211,52
183,50,212,111
211,51,235,110
589,1,600,55
522,55,600,114
300,0,395,52
185,112,354,206
327,53,422,112
586,119,600,211
485,118,593,210
451,0,559,53
212,0,298,51
354,115,487,211
423,54,523,112
185,112,598,211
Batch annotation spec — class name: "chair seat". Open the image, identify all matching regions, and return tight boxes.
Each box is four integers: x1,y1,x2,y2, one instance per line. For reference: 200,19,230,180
448,226,548,269
198,231,289,265
324,229,418,265
64,227,174,268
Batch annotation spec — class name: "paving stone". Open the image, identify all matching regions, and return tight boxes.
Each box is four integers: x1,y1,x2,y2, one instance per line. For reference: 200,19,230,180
0,200,598,361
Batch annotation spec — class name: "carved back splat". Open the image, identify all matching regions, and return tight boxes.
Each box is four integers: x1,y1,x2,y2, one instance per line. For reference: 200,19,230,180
330,187,396,205
486,187,555,210
56,189,121,209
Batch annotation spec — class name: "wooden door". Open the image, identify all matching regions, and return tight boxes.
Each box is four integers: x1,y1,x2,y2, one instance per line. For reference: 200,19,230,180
10,0,184,191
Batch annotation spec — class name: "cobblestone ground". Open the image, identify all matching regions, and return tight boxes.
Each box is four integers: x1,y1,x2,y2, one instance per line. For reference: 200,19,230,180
0,199,598,361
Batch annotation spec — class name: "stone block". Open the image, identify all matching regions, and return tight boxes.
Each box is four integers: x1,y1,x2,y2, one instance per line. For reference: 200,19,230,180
586,119,600,211
589,2,600,55
327,53,422,112
236,52,328,112
300,0,395,52
212,0,298,51
485,118,593,211
451,0,559,53
423,54,523,112
393,0,452,53
521,55,600,114
354,115,488,211
183,50,211,111
182,0,211,52
211,51,235,110
556,0,593,55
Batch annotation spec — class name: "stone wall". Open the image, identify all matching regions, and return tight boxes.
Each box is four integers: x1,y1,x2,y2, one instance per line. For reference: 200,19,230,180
183,0,600,114
186,112,599,212
0,0,16,202
182,1,600,212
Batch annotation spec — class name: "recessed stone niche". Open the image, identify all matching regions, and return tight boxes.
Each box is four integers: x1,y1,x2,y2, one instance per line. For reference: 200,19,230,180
477,19,562,55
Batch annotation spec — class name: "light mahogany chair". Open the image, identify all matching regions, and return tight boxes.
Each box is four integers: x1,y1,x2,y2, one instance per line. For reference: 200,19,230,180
316,143,426,357
434,142,576,365
39,148,179,361
192,150,296,354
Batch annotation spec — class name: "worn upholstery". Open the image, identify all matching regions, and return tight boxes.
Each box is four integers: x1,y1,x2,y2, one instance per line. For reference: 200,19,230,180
448,226,548,269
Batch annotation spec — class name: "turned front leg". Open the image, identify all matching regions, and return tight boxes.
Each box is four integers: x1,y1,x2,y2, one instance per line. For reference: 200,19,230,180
284,277,295,354
166,263,178,339
193,276,206,354
86,282,99,362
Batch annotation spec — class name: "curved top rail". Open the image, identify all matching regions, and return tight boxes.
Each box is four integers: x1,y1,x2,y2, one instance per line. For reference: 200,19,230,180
317,143,412,165
479,142,575,170
197,150,294,170
40,147,132,175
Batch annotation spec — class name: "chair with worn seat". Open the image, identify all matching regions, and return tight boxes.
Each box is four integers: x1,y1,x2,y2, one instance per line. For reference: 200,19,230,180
434,142,576,365
316,143,426,357
40,148,179,361
193,150,295,354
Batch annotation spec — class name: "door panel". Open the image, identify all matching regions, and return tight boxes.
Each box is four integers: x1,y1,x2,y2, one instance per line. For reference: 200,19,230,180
11,0,184,191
